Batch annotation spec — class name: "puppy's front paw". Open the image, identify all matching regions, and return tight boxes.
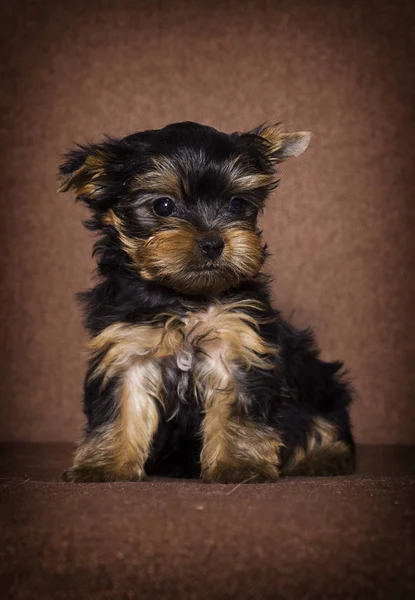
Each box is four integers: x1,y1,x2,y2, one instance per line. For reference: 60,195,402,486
62,467,145,483
202,462,280,484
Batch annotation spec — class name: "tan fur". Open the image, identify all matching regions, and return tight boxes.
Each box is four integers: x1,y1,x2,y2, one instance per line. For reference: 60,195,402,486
138,221,200,282
222,227,264,281
132,155,183,198
283,417,353,476
88,317,184,387
257,124,312,161
57,152,107,196
201,416,283,483
102,210,143,264
224,155,275,193
185,301,276,368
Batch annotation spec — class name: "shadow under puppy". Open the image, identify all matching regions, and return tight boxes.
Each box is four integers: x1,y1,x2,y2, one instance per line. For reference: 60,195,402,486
59,121,355,483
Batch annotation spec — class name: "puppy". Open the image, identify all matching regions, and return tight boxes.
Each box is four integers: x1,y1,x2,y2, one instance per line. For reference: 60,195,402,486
59,121,355,483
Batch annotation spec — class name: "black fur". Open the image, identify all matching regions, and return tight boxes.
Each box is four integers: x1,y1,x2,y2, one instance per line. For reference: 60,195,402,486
60,121,355,479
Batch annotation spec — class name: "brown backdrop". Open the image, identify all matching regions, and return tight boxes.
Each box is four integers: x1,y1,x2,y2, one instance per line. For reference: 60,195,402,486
1,0,414,444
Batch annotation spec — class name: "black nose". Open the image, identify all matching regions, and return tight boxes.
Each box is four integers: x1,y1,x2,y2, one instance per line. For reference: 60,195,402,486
198,236,225,260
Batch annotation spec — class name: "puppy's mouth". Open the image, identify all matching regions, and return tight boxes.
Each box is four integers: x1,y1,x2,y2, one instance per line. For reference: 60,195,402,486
195,262,221,272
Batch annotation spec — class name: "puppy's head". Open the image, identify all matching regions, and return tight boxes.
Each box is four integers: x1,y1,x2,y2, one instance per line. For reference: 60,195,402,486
59,122,310,295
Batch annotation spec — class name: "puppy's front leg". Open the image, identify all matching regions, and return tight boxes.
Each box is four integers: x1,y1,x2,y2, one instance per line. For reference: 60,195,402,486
195,307,283,483
201,404,283,484
63,320,180,482
63,359,161,482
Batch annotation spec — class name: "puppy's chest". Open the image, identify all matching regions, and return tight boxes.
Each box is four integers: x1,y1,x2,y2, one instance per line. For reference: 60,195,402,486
158,304,238,409
167,305,233,373
157,301,274,376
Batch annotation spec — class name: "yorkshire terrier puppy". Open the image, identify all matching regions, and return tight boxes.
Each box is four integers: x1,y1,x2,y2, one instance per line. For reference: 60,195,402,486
59,121,355,483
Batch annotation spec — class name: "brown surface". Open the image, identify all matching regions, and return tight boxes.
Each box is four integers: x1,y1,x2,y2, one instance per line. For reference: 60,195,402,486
1,0,415,443
1,443,414,600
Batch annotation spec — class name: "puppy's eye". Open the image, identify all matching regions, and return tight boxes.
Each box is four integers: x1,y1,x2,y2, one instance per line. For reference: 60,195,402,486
153,197,176,217
228,197,248,215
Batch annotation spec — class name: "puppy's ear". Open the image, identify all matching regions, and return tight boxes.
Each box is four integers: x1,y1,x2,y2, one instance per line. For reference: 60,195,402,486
58,145,106,197
58,139,133,207
253,124,311,163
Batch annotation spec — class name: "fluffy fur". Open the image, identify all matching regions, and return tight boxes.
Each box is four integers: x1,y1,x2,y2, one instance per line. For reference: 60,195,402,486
59,121,355,483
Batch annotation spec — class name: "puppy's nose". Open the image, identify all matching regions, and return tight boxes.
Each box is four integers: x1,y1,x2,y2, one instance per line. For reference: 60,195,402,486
198,236,225,260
